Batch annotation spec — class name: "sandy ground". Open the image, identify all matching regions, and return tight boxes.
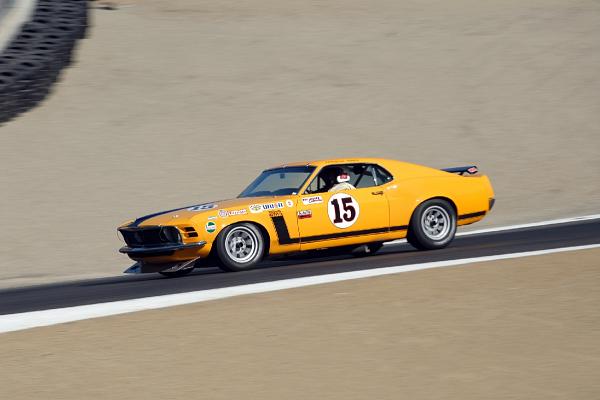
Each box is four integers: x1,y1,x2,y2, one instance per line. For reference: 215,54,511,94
1,248,599,399
1,0,599,287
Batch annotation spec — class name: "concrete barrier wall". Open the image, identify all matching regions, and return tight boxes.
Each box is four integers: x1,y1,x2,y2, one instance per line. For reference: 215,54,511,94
0,0,88,124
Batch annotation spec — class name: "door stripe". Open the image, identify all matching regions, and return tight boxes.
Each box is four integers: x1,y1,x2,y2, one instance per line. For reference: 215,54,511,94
270,215,407,245
271,215,301,245
271,209,487,245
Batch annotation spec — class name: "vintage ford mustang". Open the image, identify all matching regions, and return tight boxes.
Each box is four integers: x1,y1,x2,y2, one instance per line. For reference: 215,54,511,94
117,158,495,276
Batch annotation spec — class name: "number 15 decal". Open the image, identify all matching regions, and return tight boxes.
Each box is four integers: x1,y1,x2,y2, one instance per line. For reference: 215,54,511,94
328,193,360,228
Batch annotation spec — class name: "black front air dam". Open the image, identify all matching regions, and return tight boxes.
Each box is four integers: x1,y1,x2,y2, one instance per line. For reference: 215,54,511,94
119,241,207,257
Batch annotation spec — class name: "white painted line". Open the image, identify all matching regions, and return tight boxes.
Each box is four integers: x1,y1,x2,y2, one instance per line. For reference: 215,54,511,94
1,243,600,334
457,213,600,236
384,213,600,246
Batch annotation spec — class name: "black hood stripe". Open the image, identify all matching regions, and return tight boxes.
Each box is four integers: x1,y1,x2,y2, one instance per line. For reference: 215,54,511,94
129,205,194,227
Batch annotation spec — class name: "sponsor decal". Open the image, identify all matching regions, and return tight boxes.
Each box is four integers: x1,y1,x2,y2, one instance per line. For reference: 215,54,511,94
285,199,294,208
302,195,323,205
268,210,283,218
218,209,229,218
262,201,284,210
229,209,247,216
249,204,263,213
250,202,286,213
328,193,360,229
188,203,217,211
297,210,312,219
207,216,217,220
205,221,217,233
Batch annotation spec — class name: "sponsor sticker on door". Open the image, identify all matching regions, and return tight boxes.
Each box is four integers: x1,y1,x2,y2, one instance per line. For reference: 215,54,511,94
297,210,312,219
302,195,323,205
328,193,360,228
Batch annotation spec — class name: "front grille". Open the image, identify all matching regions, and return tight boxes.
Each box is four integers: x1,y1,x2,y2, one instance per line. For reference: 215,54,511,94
119,226,181,248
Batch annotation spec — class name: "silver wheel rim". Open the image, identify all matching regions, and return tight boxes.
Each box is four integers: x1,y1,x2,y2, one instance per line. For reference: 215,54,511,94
224,226,259,263
421,205,452,240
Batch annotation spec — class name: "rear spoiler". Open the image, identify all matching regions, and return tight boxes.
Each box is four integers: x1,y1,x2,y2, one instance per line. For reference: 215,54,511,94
442,165,478,176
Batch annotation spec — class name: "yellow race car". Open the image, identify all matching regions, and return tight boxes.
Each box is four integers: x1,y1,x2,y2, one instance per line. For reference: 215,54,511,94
118,158,494,276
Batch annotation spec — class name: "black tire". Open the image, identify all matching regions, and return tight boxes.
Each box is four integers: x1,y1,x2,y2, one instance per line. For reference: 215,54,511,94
159,268,193,278
215,223,265,272
407,199,457,250
352,242,384,257
0,0,87,125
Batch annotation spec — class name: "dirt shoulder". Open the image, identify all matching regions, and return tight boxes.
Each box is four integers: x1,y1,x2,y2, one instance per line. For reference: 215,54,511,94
1,248,599,399
1,0,599,286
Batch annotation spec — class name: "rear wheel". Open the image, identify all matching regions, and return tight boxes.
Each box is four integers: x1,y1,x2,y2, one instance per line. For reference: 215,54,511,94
216,223,265,272
407,199,457,250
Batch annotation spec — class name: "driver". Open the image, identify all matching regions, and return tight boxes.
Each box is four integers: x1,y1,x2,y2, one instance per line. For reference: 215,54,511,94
322,167,356,192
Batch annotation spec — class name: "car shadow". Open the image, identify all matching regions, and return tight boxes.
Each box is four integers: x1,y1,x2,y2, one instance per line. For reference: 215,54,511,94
65,242,418,288
204,242,417,272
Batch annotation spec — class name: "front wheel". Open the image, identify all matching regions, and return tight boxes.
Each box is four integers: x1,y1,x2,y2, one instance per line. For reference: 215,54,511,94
407,199,457,250
216,223,265,272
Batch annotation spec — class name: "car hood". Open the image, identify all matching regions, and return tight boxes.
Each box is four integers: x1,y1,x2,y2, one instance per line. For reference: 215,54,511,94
124,196,278,228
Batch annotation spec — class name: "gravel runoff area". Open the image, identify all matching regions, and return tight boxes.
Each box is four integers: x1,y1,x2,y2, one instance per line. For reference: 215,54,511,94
1,248,599,399
1,0,599,287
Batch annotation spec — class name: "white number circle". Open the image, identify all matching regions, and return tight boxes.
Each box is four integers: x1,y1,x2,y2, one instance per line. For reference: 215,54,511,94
328,193,360,229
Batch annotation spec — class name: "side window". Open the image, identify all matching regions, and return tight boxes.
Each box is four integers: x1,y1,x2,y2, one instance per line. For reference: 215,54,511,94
304,163,390,193
306,175,326,194
353,165,377,188
373,165,393,185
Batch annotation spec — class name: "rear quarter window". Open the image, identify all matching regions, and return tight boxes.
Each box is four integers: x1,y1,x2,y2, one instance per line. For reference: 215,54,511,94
374,165,393,185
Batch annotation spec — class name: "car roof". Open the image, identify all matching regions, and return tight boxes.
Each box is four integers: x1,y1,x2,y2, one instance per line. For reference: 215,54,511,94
269,158,393,169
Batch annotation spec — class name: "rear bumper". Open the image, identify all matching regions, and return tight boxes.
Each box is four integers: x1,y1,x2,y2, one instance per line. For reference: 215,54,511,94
119,241,207,257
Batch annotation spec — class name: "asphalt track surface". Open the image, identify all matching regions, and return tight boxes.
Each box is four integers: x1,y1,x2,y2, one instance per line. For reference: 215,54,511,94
1,218,599,316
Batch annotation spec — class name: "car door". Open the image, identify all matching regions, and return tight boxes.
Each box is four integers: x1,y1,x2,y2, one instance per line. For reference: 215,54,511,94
297,164,390,250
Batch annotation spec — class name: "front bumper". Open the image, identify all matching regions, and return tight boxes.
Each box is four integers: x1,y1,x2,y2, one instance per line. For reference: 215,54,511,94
119,241,207,257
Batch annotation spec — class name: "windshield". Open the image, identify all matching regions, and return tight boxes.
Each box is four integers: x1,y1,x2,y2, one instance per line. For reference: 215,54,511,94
239,166,316,198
